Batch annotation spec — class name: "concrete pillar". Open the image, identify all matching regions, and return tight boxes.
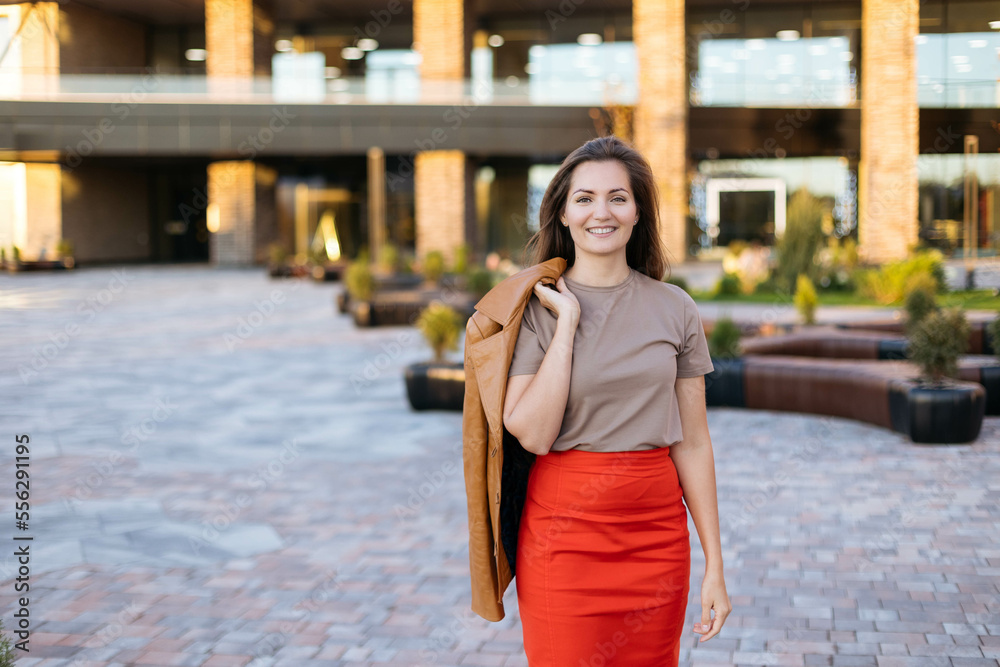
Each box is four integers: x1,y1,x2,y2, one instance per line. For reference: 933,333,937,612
0,162,61,261
208,161,256,265
413,0,466,265
633,0,687,266
859,0,919,263
367,147,387,263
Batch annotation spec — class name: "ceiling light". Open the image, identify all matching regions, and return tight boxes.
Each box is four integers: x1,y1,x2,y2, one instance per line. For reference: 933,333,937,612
968,39,987,48
577,33,602,46
746,39,766,50
341,47,364,60
357,38,378,51
990,20,1000,29
275,39,294,52
488,34,504,47
776,30,800,41
185,48,207,62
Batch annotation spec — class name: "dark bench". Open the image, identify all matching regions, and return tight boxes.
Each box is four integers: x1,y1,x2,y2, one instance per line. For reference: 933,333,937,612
706,355,986,444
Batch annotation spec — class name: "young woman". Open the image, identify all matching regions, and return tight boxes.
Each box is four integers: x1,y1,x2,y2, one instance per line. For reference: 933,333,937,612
502,136,731,665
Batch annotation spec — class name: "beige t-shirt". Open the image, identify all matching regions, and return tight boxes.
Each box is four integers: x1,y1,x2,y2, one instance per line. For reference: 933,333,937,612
507,267,715,452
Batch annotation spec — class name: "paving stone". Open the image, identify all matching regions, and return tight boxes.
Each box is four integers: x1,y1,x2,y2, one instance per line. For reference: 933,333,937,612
0,266,997,667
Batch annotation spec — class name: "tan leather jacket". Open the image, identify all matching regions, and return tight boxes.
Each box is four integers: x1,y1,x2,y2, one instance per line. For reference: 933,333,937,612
462,256,568,621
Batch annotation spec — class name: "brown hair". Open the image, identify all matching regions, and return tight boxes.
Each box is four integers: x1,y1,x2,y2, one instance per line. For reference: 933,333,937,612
525,136,671,280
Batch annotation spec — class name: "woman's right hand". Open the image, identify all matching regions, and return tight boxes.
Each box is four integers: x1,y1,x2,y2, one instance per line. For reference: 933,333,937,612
534,276,580,324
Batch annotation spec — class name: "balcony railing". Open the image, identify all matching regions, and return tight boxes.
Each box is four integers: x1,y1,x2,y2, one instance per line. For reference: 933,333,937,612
1,71,996,109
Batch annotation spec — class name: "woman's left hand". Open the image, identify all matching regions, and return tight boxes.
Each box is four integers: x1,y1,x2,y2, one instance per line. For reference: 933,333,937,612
693,568,731,642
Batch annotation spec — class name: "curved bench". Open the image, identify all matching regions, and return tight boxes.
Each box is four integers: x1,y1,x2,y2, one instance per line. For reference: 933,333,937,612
706,355,985,444
738,329,999,415
835,315,994,355
741,327,907,360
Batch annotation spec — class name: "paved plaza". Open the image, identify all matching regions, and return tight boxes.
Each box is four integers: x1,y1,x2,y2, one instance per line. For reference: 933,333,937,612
0,264,998,667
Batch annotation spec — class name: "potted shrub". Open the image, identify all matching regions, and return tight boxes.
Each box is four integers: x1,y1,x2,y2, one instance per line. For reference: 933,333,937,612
902,307,985,443
56,238,75,269
794,274,818,325
404,301,466,411
344,257,376,324
267,242,292,278
704,315,745,408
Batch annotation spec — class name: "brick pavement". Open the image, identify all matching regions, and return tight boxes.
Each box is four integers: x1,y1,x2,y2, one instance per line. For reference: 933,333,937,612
0,265,997,667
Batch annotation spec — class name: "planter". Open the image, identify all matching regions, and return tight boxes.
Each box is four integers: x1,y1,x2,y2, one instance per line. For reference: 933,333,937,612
373,273,423,291
704,357,745,408
404,361,465,411
350,290,476,328
889,379,986,444
268,262,310,278
7,258,74,272
311,262,345,282
336,290,351,314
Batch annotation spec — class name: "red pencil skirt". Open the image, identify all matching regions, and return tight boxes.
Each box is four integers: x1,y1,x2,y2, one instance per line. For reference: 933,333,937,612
516,446,691,667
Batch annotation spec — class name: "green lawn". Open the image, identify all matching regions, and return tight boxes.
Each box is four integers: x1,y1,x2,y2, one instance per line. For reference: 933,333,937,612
690,288,1000,311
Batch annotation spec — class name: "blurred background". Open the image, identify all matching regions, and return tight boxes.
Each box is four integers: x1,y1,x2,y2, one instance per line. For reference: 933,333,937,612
0,0,997,273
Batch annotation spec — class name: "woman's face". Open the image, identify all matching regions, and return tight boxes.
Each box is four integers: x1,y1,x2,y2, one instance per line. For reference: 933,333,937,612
560,160,637,262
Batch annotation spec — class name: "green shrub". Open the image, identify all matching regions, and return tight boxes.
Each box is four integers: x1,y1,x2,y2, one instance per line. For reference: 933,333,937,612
452,244,469,275
714,272,742,297
817,236,858,291
423,250,446,284
857,249,947,305
794,274,818,325
988,313,1000,360
345,259,375,302
467,267,495,299
11,246,20,263
376,242,400,274
776,188,825,290
416,301,464,362
903,272,939,333
267,242,288,266
0,619,14,667
907,307,969,384
56,238,74,258
708,316,742,359
663,274,689,293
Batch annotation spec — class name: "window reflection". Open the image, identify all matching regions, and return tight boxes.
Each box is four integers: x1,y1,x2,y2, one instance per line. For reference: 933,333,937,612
917,32,1000,107
692,36,856,107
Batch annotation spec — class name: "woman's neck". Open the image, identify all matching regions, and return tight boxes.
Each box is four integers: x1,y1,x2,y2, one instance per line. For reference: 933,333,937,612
564,256,631,287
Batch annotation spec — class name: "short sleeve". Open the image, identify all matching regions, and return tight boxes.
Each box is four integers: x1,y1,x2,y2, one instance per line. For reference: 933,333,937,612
676,294,715,378
507,300,546,377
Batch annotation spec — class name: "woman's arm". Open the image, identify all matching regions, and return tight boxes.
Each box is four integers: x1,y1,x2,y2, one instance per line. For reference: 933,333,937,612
503,278,580,456
671,374,731,642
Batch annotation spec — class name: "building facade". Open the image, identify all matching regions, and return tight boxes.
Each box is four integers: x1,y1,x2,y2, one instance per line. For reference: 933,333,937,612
0,0,997,270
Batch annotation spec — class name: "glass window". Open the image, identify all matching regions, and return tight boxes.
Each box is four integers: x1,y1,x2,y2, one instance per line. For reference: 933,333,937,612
527,42,636,105
692,36,855,107
917,32,1000,107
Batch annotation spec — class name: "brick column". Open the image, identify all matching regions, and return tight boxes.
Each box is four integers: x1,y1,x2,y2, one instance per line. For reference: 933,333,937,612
209,161,256,265
413,0,466,266
205,0,273,89
858,0,919,263
633,0,687,266
205,1,273,265
415,152,466,266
